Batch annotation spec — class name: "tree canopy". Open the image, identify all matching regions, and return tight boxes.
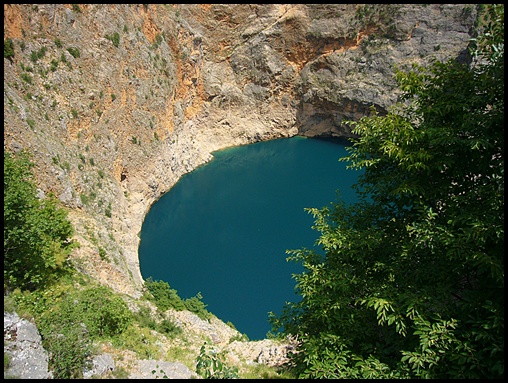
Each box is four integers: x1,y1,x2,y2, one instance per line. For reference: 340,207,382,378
4,150,76,292
271,4,503,379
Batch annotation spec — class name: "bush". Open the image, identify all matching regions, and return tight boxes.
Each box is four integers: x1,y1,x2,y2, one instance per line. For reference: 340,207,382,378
20,286,93,379
4,38,15,59
132,305,157,329
20,72,33,84
105,32,120,48
66,47,80,58
4,150,75,291
42,322,92,379
184,292,212,320
105,202,112,217
13,283,132,378
196,342,239,379
157,318,182,338
29,46,47,63
144,278,186,312
75,286,132,338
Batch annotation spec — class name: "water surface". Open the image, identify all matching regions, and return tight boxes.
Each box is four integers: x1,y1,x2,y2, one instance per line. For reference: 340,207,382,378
139,136,360,340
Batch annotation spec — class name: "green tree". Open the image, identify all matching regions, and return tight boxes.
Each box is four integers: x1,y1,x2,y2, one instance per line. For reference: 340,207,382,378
271,4,503,379
4,150,76,291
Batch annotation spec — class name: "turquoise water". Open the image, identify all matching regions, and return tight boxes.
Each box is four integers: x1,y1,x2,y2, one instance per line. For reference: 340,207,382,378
138,136,360,340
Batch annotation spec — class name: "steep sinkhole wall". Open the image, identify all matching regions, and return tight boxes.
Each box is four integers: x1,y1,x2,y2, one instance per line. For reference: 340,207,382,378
3,4,478,297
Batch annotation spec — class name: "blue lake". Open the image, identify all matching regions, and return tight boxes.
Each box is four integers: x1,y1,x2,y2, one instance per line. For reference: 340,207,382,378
138,136,360,340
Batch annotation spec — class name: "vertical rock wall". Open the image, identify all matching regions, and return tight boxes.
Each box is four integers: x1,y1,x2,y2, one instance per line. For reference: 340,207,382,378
3,4,478,296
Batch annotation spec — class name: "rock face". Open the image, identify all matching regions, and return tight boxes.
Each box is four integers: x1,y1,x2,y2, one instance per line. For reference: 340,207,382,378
129,360,201,379
225,338,298,367
4,312,52,379
82,353,115,379
4,3,478,303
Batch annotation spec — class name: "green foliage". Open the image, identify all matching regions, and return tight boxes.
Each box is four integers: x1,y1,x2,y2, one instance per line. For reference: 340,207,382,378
184,292,212,320
133,305,156,329
32,285,132,338
98,246,107,261
4,150,76,291
20,72,33,84
229,333,249,343
72,286,132,338
12,284,88,378
111,325,160,359
4,38,15,59
105,201,112,217
80,193,89,205
144,278,212,320
112,366,129,379
144,278,186,311
196,342,239,379
271,4,504,379
30,50,38,63
132,304,182,338
66,46,80,59
12,283,132,378
26,118,35,129
242,363,296,379
29,46,47,63
105,32,120,48
50,58,59,71
4,352,11,372
154,318,182,339
42,320,92,379
54,38,63,48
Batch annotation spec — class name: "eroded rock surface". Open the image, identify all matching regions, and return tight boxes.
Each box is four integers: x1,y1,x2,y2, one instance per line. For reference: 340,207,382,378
129,360,201,379
4,312,51,379
4,4,477,297
3,5,479,378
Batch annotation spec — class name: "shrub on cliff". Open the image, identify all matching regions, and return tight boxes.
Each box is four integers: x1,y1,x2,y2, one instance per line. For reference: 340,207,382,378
144,277,186,311
270,4,503,379
4,150,76,292
144,277,212,319
4,38,15,60
14,283,132,378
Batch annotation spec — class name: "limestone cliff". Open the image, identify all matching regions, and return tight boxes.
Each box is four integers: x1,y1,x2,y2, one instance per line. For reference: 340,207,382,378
4,4,478,299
